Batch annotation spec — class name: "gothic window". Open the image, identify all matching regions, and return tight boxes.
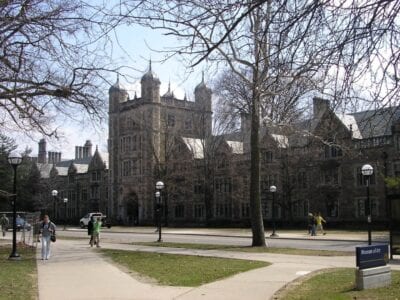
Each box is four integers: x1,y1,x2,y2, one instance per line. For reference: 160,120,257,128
324,144,343,158
123,160,131,177
168,114,176,127
297,172,307,188
393,162,400,177
174,204,185,218
356,198,378,217
241,202,250,218
194,180,203,194
215,177,232,193
132,135,137,151
184,118,192,130
262,151,273,163
194,205,205,219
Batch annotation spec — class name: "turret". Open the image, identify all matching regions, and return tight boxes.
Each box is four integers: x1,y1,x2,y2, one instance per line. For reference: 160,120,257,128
194,72,212,112
141,61,160,102
109,75,128,113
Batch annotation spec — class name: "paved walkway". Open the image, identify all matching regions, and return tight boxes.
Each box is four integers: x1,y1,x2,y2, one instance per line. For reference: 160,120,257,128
73,226,390,243
35,238,400,300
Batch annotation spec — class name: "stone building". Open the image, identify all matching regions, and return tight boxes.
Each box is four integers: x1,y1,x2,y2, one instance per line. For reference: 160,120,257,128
36,139,109,222
108,63,214,224
108,64,399,226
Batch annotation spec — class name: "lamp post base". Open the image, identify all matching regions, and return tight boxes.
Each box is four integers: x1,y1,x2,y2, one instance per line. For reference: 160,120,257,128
157,239,163,243
9,253,21,260
270,233,279,238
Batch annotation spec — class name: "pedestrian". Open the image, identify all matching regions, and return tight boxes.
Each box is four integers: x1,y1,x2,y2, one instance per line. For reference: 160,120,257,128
88,216,95,246
40,215,56,260
91,217,102,248
315,212,326,235
311,213,317,236
33,216,41,243
307,213,314,235
0,214,9,237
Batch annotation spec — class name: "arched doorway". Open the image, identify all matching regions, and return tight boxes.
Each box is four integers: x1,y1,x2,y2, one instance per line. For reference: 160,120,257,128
124,193,139,225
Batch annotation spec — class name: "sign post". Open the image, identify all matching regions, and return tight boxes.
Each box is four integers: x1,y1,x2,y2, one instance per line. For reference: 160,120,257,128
355,244,391,290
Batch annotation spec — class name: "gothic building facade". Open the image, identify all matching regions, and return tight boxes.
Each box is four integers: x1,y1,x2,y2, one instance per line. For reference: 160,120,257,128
36,139,109,221
108,66,399,227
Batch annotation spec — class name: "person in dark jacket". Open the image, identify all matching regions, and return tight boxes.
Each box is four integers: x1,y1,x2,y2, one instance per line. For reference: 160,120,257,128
88,216,95,245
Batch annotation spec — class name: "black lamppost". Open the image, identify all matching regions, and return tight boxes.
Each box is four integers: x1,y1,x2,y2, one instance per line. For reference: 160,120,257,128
270,185,278,237
155,191,162,242
362,164,373,245
63,198,68,230
51,190,58,220
155,181,165,242
8,154,23,260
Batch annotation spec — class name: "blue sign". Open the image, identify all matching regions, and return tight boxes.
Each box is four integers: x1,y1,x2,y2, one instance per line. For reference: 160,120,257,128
356,244,389,270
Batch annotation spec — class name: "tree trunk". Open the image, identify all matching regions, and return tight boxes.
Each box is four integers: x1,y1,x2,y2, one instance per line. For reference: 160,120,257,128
250,90,266,247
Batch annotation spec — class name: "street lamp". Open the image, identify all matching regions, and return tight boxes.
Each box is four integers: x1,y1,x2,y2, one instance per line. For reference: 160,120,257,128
155,181,164,242
155,191,162,242
361,164,373,245
63,198,68,230
8,153,23,260
270,185,278,237
51,190,58,220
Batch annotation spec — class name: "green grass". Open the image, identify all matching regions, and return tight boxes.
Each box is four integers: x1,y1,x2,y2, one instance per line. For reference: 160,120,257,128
280,268,400,300
0,245,38,300
102,249,269,286
132,242,353,256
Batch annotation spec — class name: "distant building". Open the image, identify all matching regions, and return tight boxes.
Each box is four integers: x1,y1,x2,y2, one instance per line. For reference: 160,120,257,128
36,139,109,221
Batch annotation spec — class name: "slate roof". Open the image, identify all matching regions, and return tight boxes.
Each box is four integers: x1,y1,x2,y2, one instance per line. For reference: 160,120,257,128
350,106,400,138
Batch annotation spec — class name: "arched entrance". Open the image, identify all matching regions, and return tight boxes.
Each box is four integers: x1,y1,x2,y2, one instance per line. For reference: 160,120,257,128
124,192,139,225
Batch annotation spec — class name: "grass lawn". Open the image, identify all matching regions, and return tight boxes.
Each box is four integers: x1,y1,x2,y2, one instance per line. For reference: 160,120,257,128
102,249,269,286
279,268,400,300
133,242,352,256
0,245,38,300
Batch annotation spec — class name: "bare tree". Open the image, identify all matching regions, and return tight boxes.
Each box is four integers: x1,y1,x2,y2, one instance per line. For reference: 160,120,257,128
0,0,117,137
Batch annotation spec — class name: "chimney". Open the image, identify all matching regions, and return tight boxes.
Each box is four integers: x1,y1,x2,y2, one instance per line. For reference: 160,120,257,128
84,140,93,158
313,97,330,117
38,139,47,164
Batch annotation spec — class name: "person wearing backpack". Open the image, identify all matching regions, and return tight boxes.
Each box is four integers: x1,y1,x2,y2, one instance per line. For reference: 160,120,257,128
40,215,56,260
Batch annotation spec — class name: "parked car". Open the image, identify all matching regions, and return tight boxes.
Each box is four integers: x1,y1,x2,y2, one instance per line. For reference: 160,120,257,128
4,216,31,231
80,213,111,228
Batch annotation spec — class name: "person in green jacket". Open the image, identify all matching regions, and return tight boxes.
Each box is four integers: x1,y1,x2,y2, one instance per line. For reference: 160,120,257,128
90,217,102,248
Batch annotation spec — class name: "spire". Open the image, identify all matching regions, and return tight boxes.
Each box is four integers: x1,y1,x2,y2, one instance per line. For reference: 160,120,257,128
184,92,187,101
168,80,171,92
149,59,152,72
134,91,137,99
116,73,120,84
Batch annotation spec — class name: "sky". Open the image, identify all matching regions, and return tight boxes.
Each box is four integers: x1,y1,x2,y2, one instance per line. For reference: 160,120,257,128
15,23,207,160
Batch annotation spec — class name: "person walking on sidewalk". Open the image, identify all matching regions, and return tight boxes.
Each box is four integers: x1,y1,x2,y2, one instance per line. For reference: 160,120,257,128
315,212,326,235
307,213,314,235
0,214,9,237
40,215,56,260
88,216,95,246
91,217,102,248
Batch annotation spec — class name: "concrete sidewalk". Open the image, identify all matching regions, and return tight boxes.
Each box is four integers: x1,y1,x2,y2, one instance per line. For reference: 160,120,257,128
72,226,390,243
36,239,400,300
36,240,190,300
